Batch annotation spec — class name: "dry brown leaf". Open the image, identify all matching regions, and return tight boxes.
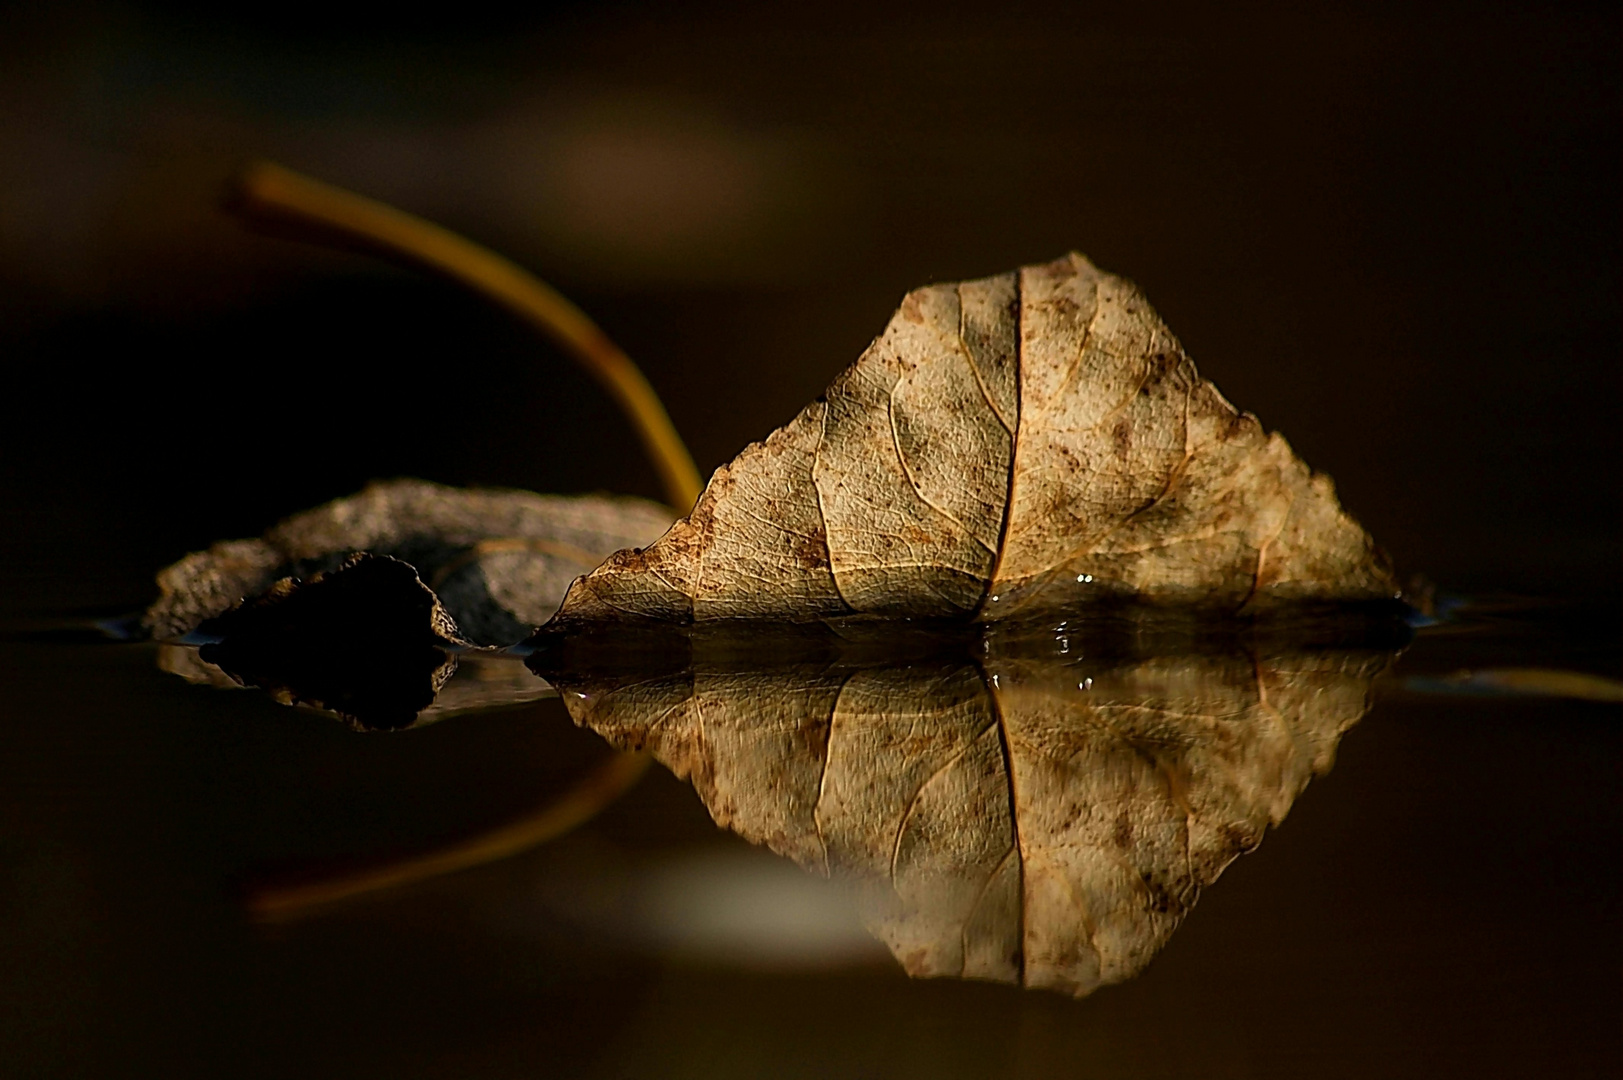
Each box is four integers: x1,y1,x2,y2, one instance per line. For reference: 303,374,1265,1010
540,628,1388,996
549,253,1394,626
144,478,675,644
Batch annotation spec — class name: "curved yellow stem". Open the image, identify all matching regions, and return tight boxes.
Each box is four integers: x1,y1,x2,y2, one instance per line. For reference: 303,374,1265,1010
228,161,703,512
248,751,652,922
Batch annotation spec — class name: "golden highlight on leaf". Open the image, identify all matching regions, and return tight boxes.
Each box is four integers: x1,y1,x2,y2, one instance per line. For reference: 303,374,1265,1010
550,254,1395,626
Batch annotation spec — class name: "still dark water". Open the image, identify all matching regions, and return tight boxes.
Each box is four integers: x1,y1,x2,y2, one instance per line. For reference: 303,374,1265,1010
2,596,1616,1078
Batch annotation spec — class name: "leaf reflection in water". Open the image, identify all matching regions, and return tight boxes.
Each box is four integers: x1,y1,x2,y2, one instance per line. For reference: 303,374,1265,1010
533,620,1394,997
162,636,558,731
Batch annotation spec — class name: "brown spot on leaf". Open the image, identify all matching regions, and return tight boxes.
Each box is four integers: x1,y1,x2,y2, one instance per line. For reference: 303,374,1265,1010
1113,417,1133,457
900,292,925,324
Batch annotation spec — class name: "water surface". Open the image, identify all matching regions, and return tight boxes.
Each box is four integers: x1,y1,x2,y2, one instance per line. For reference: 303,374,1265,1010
1,598,1616,1077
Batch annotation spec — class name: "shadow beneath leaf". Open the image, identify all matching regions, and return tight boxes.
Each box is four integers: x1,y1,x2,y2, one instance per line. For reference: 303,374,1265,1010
170,553,552,731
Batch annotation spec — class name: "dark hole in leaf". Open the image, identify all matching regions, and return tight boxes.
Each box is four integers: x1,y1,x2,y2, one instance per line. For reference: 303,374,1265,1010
198,554,461,731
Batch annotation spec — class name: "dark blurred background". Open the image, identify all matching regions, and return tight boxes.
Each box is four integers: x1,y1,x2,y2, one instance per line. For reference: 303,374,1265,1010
0,5,1618,1078
1,0,1617,617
